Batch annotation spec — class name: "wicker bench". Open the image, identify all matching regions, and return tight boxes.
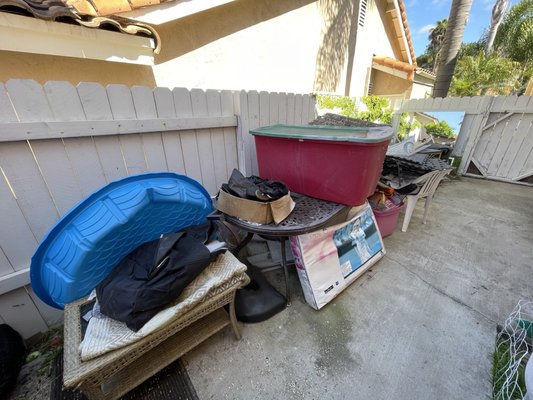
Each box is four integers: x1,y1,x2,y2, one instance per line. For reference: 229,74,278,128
63,257,248,400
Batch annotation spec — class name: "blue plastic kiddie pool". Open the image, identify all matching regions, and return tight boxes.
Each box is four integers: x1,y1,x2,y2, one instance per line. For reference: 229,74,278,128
30,173,213,309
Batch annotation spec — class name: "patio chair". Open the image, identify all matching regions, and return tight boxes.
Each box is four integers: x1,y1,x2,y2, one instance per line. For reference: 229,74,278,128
401,169,452,232
63,252,249,400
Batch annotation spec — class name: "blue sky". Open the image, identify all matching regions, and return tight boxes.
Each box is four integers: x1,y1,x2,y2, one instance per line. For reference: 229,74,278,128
405,0,520,56
427,111,464,133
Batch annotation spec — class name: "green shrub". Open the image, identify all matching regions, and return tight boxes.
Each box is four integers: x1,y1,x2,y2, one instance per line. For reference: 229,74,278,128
316,95,358,118
424,120,456,138
316,95,393,124
398,113,421,141
316,94,426,140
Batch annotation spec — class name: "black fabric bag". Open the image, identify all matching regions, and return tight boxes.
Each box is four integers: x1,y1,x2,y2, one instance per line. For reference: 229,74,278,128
221,169,288,201
0,324,25,398
96,228,215,331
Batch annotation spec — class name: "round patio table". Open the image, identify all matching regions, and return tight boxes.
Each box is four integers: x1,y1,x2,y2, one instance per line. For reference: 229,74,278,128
219,193,350,302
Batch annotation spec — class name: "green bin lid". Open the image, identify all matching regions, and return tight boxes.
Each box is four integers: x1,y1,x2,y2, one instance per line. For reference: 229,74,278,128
250,124,394,143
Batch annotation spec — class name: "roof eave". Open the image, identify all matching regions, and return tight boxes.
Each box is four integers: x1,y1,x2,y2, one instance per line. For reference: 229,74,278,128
0,13,155,65
415,69,436,80
373,56,415,81
0,0,161,53
384,0,416,66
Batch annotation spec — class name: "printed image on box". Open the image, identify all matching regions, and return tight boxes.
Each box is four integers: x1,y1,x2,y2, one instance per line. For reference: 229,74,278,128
333,208,382,279
290,203,385,310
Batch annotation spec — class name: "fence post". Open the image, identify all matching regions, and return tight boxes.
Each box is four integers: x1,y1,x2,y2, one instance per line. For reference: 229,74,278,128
391,112,401,141
389,99,403,142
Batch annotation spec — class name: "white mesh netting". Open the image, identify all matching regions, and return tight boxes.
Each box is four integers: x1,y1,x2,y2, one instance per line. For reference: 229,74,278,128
493,300,533,400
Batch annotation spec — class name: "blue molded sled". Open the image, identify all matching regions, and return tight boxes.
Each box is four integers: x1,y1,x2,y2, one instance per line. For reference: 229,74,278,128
30,173,213,309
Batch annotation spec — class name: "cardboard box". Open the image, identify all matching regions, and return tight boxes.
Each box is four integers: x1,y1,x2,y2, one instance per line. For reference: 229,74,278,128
216,189,295,224
290,202,385,310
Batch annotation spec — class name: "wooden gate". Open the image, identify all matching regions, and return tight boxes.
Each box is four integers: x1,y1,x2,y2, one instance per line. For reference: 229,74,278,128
393,95,533,185
466,96,533,184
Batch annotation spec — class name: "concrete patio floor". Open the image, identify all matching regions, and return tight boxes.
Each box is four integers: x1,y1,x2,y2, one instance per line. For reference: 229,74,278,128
183,177,533,400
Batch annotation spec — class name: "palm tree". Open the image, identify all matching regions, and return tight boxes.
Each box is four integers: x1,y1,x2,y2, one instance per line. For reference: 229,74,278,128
427,19,448,72
494,0,533,63
485,0,509,55
494,0,533,93
433,0,473,98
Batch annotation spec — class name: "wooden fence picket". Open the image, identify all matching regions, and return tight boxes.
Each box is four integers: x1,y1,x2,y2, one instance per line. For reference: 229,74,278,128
174,88,203,183
191,89,217,194
247,90,260,176
0,80,317,338
395,94,532,184
221,90,238,178
206,89,229,189
0,83,18,122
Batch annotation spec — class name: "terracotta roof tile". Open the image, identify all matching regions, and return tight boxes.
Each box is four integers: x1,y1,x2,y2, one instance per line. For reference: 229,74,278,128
0,0,163,52
373,55,415,80
416,67,436,78
66,0,169,16
129,0,161,8
66,0,96,16
397,0,417,66
90,0,133,15
0,0,78,20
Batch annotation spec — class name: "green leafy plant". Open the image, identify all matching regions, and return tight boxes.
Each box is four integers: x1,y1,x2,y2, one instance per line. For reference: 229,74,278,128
316,94,393,124
316,95,358,118
458,40,485,58
450,51,521,96
494,0,533,65
397,113,421,141
316,94,424,140
358,96,393,124
424,120,456,138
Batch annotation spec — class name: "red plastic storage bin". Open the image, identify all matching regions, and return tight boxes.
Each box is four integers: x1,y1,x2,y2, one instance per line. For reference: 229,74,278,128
372,203,404,237
251,124,393,206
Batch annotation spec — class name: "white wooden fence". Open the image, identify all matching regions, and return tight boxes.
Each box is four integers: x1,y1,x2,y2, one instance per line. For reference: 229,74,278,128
0,79,316,339
392,95,533,185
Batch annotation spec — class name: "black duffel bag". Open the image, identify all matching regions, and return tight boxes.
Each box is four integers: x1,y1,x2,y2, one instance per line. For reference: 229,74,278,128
96,226,217,331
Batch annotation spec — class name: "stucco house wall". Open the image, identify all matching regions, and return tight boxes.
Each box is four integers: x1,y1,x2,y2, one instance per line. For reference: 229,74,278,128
409,81,431,99
348,0,398,97
370,69,411,97
152,0,403,97
0,0,428,98
153,0,323,93
0,50,156,87
410,73,434,98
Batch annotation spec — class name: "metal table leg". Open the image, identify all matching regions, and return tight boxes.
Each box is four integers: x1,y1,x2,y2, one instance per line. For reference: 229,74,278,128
232,232,254,258
280,237,290,304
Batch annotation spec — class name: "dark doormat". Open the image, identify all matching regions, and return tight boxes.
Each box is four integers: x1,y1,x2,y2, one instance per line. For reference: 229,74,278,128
50,351,199,400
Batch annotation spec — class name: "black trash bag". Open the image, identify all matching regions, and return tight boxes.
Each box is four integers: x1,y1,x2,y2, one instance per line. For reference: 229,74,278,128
96,226,217,331
249,176,289,200
235,263,286,323
0,324,26,398
222,169,258,199
222,169,288,202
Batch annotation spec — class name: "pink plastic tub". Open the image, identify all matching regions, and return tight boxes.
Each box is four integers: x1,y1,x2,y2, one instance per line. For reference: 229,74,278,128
251,124,393,206
372,203,404,237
